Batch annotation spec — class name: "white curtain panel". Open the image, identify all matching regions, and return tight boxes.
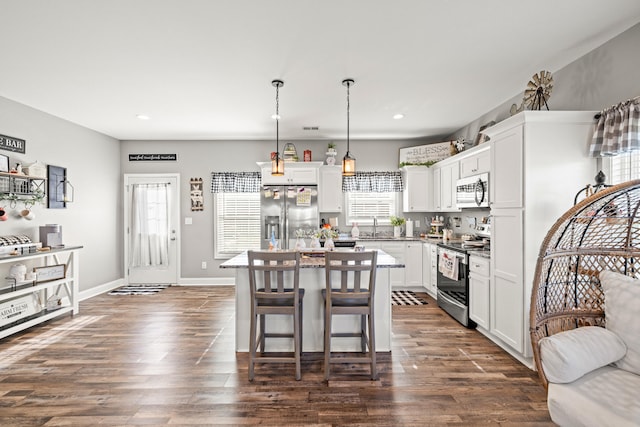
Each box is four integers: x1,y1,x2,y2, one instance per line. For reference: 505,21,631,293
130,183,169,268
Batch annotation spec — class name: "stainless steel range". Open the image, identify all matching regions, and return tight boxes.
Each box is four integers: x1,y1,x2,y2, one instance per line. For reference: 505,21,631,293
436,223,490,328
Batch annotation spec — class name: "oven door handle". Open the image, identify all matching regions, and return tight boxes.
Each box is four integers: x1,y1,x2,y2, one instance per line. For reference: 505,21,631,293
437,290,466,310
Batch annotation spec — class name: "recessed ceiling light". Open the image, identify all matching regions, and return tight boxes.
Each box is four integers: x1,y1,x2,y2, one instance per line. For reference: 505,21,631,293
393,113,405,120
136,114,150,120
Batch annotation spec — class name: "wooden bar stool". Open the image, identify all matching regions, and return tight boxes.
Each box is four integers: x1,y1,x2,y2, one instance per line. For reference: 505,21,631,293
323,250,378,380
247,250,304,381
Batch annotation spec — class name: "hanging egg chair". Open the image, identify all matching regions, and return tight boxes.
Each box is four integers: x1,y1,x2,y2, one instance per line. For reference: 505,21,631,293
530,179,640,387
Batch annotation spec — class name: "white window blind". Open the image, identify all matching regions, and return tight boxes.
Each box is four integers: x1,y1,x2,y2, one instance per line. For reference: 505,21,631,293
345,192,397,225
215,193,260,257
609,152,640,184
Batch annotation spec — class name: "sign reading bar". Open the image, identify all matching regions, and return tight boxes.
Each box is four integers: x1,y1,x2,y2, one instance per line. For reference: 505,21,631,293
129,154,177,161
0,134,26,154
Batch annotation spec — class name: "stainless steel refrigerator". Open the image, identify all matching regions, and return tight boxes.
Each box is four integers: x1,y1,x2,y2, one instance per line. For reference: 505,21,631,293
260,185,319,249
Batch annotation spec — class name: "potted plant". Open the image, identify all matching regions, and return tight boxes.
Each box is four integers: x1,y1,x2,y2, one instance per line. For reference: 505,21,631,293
390,215,406,238
327,142,337,153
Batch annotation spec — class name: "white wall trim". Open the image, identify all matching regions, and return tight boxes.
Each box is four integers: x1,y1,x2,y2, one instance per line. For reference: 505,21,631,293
177,277,235,286
80,278,125,301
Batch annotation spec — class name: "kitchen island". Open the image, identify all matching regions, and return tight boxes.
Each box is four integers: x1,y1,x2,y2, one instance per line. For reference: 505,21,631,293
220,249,403,353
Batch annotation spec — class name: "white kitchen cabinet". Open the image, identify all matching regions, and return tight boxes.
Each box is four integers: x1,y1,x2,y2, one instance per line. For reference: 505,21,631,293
469,254,490,330
401,166,432,212
378,241,406,288
459,146,490,178
433,160,459,212
432,167,442,211
422,242,437,297
258,162,322,185
483,111,597,362
405,242,423,287
318,166,343,212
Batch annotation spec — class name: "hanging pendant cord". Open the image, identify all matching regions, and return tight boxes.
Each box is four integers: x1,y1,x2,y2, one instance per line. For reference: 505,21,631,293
346,81,350,153
276,83,280,155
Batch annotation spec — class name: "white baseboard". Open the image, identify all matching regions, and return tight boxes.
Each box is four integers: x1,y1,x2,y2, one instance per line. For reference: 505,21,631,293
80,278,125,301
177,277,235,286
475,325,534,370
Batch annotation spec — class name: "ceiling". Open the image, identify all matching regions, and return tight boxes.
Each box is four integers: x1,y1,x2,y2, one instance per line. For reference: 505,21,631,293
1,0,640,142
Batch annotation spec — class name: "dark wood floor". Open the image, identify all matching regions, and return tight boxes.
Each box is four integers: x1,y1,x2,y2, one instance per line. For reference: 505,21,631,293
0,286,553,426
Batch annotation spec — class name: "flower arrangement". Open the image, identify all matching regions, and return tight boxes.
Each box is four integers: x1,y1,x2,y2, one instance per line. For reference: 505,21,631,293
314,228,338,239
390,215,406,226
295,229,308,238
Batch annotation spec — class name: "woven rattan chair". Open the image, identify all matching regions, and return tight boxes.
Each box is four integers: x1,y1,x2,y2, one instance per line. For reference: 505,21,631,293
530,179,640,388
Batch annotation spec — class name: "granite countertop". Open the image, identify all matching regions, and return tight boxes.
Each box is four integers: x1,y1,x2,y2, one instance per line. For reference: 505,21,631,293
220,249,404,269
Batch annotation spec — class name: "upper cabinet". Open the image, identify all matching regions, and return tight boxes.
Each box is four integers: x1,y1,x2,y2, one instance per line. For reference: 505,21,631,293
318,165,343,212
459,145,490,178
431,159,459,212
401,166,432,212
258,162,323,185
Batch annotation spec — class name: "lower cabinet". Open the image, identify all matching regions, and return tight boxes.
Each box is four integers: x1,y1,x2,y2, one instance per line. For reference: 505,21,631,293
366,240,424,288
405,242,422,287
422,242,437,297
469,255,490,330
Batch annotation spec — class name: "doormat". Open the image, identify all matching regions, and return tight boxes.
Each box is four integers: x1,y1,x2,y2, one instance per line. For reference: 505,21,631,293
392,290,428,306
108,284,169,296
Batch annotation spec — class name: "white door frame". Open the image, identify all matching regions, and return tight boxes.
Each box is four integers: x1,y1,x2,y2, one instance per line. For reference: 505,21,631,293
124,173,181,284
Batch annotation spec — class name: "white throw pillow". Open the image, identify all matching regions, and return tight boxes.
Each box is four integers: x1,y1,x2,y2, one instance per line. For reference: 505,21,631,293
599,270,640,375
539,326,626,383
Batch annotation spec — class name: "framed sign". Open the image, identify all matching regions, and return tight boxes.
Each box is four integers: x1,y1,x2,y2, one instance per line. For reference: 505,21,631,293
34,264,66,283
0,134,26,154
129,154,177,161
399,141,452,167
0,154,8,172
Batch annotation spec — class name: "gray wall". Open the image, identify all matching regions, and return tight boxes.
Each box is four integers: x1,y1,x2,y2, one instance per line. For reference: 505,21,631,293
451,22,640,145
2,22,639,290
120,138,430,279
122,21,640,281
0,97,121,293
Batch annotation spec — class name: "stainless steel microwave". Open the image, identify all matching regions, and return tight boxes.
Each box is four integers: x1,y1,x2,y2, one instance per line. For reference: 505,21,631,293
456,173,489,208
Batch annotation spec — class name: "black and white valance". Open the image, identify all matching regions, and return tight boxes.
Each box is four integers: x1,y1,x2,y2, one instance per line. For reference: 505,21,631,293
589,96,640,157
342,171,403,193
210,172,261,193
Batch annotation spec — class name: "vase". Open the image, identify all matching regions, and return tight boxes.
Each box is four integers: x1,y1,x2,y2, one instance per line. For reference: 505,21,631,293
394,226,402,238
294,237,306,251
310,237,321,249
324,237,335,250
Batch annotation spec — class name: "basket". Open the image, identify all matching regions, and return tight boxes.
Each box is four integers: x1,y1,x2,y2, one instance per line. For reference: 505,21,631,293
530,179,640,388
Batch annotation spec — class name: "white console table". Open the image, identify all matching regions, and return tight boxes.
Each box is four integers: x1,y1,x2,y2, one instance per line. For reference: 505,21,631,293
0,246,82,340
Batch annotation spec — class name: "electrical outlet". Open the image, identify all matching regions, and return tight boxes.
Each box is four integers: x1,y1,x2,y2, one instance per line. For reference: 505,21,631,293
201,261,207,269
415,220,420,228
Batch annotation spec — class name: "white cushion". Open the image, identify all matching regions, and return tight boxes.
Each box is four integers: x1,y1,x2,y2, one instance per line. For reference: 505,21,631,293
539,326,626,383
548,366,640,427
599,270,640,375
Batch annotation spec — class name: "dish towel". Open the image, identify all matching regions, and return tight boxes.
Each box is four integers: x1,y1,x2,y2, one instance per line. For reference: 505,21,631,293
438,250,459,281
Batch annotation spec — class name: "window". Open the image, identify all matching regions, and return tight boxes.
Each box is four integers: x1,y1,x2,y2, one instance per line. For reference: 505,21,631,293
345,192,398,225
607,152,640,184
215,192,260,258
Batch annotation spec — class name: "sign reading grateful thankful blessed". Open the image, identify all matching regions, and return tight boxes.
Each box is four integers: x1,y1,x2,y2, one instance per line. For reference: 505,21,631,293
128,154,177,161
0,134,26,154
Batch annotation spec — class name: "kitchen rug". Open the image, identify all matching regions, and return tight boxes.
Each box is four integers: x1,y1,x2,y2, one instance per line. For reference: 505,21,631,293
392,290,428,306
108,284,169,295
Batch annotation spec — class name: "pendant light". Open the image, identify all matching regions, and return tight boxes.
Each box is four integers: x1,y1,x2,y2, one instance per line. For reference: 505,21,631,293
342,78,356,176
271,79,285,176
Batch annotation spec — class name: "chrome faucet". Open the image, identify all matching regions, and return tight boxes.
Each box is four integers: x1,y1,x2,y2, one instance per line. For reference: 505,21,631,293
372,216,377,238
